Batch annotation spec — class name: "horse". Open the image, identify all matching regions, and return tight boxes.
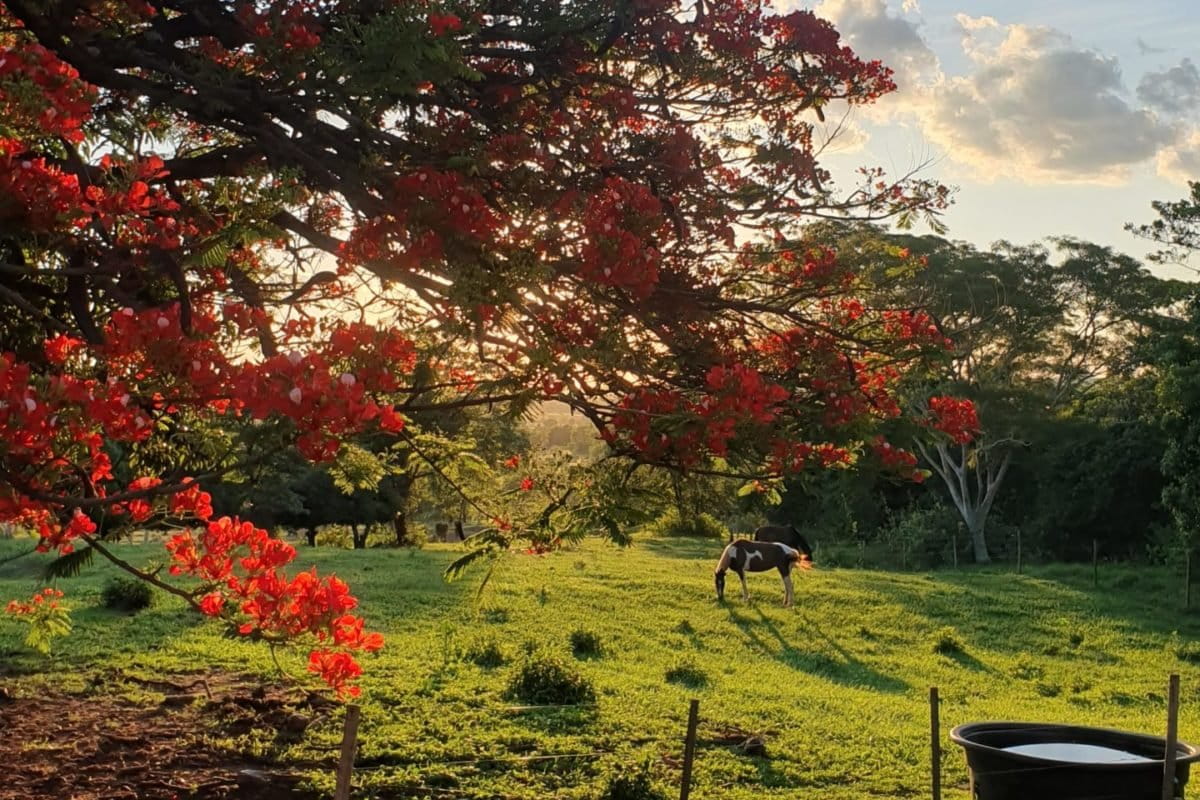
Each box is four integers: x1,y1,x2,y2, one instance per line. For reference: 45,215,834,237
753,524,814,561
714,539,813,607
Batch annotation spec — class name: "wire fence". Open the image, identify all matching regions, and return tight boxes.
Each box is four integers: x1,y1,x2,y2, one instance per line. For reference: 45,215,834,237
326,681,1180,800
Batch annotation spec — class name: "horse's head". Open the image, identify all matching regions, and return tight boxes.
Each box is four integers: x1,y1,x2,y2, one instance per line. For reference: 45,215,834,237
714,569,726,600
789,525,815,564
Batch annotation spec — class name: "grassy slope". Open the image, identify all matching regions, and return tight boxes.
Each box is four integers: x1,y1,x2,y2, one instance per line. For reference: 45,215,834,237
2,535,1199,799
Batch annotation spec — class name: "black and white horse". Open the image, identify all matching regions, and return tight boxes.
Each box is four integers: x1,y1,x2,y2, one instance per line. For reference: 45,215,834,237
753,524,814,561
714,539,813,607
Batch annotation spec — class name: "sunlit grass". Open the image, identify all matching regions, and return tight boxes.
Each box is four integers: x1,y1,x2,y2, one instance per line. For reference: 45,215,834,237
2,536,1198,799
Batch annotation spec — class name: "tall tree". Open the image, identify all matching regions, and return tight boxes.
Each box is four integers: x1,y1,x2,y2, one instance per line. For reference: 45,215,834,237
1,1,963,688
850,230,1185,562
1132,181,1200,554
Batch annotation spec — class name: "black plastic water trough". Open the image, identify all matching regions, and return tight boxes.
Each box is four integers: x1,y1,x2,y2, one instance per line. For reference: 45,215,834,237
950,721,1200,800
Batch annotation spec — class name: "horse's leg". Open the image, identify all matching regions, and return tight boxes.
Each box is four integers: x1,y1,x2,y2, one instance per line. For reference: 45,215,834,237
782,573,794,607
736,569,749,602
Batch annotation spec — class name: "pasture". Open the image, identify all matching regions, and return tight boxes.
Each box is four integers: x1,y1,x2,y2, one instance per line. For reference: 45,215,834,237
2,535,1199,799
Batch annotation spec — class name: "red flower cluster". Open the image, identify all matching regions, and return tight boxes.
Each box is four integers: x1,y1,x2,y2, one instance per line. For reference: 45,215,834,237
0,140,89,229
578,177,669,297
927,396,979,444
0,41,95,141
871,437,922,480
608,364,791,464
235,1,323,51
428,13,463,36
766,439,853,473
883,310,951,348
167,514,383,698
5,587,63,616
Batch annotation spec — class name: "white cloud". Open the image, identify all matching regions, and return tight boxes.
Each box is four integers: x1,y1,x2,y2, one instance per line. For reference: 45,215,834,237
921,23,1176,183
1137,58,1200,115
815,0,939,95
1157,130,1200,185
814,2,1190,184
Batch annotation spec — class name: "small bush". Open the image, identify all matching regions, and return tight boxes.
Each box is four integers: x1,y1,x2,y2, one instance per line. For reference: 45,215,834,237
388,521,429,549
930,627,964,656
506,654,595,705
465,636,508,668
664,659,708,688
601,760,668,800
100,577,154,612
1036,682,1061,698
1068,632,1085,648
644,508,729,540
1011,658,1044,681
480,606,509,624
570,629,604,659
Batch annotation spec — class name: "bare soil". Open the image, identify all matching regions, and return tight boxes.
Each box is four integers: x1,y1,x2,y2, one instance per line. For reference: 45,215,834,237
0,671,333,800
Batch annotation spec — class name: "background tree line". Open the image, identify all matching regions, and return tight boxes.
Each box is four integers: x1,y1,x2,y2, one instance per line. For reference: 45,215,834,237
191,184,1200,573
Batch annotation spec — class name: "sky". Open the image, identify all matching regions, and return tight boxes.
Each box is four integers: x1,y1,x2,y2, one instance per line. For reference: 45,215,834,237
795,0,1200,279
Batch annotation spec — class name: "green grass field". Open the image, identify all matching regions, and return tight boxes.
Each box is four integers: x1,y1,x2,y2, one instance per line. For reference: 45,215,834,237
2,535,1199,799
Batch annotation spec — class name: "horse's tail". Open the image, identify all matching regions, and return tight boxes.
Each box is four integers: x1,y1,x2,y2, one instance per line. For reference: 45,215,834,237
715,542,735,574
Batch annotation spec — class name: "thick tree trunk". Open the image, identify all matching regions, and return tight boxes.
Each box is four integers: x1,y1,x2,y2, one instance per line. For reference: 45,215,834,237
915,440,1012,565
454,520,465,541
350,522,366,549
304,527,317,547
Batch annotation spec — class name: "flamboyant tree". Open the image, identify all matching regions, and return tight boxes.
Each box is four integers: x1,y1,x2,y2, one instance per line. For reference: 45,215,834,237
1,0,969,692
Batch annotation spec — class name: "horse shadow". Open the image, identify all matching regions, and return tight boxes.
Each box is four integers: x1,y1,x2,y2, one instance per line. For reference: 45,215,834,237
725,606,909,693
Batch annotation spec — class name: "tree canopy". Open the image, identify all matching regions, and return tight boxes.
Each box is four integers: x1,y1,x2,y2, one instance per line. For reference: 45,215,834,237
0,0,972,693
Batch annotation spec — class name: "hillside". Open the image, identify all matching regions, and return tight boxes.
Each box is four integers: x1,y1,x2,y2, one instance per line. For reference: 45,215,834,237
2,536,1198,799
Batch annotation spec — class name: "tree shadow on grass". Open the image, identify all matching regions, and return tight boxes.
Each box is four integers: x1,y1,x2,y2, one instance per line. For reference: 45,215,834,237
507,704,599,735
638,536,725,562
724,605,909,693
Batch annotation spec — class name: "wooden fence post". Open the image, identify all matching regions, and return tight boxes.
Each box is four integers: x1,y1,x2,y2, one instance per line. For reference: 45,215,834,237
1163,674,1180,800
334,704,362,800
930,687,941,800
680,699,700,800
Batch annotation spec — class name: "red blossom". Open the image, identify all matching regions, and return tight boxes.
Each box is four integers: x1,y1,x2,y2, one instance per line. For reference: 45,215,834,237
428,13,462,36
927,396,980,444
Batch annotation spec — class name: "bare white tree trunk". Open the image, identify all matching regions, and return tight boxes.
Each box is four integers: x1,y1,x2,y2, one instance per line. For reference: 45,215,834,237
915,439,1012,564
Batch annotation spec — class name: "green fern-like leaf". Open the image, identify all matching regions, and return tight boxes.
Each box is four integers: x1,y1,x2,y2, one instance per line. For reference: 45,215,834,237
42,546,94,580
444,547,493,581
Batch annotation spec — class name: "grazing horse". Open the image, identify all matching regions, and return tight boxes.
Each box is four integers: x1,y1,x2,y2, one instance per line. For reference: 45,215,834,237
753,524,814,562
714,540,813,607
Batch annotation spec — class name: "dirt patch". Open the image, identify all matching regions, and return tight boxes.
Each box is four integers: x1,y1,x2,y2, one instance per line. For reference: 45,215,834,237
0,671,333,800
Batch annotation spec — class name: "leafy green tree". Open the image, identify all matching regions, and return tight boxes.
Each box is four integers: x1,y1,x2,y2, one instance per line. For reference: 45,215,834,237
855,230,1185,562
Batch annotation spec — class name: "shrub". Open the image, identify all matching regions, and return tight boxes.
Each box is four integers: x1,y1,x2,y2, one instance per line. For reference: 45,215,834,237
601,760,668,800
570,629,604,659
1011,658,1043,681
644,508,729,540
100,577,154,612
930,627,964,656
878,505,962,570
465,636,508,668
389,521,429,548
506,654,595,705
480,606,509,624
664,659,708,688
